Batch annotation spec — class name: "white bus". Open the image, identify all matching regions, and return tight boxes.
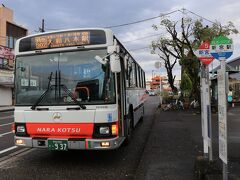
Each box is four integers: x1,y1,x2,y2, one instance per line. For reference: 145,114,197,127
14,28,146,150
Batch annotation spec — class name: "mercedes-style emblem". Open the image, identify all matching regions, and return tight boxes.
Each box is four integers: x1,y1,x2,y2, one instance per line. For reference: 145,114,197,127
53,112,62,121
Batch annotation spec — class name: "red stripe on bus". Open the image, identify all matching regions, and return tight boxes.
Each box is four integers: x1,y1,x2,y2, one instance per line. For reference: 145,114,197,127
26,123,94,137
29,135,92,139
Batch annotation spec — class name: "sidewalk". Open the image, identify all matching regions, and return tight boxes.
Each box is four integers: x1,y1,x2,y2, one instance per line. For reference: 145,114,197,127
134,107,240,180
135,109,200,180
0,106,14,112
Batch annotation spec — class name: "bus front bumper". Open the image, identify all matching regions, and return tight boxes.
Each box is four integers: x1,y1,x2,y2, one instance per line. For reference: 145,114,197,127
14,136,125,150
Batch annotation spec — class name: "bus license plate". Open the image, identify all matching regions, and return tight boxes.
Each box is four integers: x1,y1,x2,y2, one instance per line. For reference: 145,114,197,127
48,140,68,151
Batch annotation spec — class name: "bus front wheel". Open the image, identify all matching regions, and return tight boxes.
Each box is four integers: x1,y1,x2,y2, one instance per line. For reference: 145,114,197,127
123,112,133,146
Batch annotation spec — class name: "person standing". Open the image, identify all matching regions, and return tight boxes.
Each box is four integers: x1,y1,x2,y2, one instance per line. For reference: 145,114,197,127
228,88,233,107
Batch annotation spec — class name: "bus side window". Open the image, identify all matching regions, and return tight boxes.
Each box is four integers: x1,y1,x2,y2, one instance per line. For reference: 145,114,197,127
124,55,129,88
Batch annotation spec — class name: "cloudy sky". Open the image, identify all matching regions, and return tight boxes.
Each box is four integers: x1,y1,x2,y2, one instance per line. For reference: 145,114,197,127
2,0,240,81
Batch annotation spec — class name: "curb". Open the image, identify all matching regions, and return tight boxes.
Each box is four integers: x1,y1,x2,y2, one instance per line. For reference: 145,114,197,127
194,156,240,180
0,148,33,167
0,108,14,112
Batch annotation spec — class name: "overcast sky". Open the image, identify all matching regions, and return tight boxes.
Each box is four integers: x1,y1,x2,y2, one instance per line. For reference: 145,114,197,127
2,0,240,81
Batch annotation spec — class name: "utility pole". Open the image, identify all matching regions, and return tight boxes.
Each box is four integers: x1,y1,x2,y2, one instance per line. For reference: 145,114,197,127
39,19,45,32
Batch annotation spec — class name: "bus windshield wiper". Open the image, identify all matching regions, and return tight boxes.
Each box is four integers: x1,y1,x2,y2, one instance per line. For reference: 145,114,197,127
60,85,86,109
58,70,86,109
31,72,53,110
31,71,86,110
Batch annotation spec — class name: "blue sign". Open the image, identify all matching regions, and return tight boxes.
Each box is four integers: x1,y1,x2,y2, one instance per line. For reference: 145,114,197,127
107,113,112,122
210,36,233,60
210,51,233,60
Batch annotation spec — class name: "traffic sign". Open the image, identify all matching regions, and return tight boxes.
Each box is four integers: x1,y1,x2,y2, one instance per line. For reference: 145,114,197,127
210,36,233,60
196,41,214,65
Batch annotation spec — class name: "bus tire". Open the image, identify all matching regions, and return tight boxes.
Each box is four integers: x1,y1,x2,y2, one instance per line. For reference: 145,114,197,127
123,112,133,146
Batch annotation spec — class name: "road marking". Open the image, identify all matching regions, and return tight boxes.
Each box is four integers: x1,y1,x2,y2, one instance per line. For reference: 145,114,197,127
0,122,14,127
0,115,14,120
0,131,13,137
0,146,17,155
0,148,33,168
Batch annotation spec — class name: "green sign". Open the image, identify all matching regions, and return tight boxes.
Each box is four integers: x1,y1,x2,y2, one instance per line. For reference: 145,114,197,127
211,36,232,45
210,36,233,60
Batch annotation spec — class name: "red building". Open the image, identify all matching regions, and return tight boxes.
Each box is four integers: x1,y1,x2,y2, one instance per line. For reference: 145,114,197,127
150,75,161,89
150,75,174,92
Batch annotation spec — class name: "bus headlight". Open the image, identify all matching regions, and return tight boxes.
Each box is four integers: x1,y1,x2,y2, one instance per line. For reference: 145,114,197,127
17,126,26,133
99,127,110,135
15,123,29,137
93,123,118,138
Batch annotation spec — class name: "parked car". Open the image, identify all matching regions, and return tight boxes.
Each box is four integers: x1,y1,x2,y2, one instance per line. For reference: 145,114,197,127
149,90,156,96
168,91,173,96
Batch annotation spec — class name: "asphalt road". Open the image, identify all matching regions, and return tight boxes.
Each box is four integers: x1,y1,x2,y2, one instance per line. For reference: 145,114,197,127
1,98,240,180
0,97,159,180
0,111,20,157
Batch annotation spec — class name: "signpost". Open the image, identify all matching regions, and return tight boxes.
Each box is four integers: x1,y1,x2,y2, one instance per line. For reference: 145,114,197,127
210,36,233,180
196,40,214,161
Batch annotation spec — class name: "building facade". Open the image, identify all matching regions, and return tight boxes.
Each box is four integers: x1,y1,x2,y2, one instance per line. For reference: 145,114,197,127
149,75,180,92
226,57,240,103
211,56,240,104
0,5,27,105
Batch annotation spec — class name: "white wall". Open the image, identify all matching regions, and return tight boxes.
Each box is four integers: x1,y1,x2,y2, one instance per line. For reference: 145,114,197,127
0,87,12,105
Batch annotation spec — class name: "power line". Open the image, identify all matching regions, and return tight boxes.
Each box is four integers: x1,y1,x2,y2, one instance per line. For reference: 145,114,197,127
180,8,216,24
41,10,179,32
41,8,217,33
42,10,180,32
122,33,162,43
104,10,180,28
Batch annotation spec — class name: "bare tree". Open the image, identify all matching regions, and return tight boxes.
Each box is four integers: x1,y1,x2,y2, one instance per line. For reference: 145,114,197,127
151,38,178,93
152,16,238,100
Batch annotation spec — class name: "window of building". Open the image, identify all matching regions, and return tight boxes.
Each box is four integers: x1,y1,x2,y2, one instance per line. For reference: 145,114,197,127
6,22,27,49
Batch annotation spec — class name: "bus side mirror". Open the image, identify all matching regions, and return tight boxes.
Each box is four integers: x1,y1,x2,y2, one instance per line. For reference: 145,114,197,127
110,54,121,73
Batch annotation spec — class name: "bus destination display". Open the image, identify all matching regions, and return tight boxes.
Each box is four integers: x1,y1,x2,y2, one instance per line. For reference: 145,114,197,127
19,30,106,52
35,31,90,49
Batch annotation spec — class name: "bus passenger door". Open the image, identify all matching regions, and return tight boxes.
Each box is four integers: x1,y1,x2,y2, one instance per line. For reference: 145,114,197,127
116,58,126,137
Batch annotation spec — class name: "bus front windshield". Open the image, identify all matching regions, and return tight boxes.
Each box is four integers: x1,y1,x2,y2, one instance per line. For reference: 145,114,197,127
15,49,115,106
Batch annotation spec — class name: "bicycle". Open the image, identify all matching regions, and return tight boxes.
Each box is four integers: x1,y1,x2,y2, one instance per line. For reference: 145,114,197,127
162,99,184,111
189,99,199,109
